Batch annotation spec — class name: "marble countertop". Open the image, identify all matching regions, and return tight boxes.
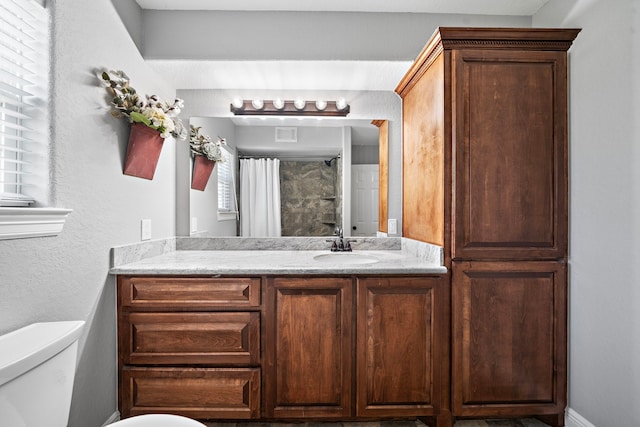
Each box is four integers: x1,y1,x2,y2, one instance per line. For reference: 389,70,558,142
109,249,447,275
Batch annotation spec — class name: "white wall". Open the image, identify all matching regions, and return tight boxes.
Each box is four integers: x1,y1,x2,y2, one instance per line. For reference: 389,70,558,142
111,0,143,52
235,125,343,156
0,0,179,426
143,10,530,61
534,1,640,426
187,117,237,236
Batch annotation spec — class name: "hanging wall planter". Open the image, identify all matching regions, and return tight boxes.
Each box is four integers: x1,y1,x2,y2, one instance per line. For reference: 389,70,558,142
123,122,164,180
189,125,226,191
191,155,216,191
98,69,186,180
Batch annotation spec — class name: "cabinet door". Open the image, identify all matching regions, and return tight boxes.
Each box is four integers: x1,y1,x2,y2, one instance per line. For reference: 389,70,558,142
452,49,568,260
356,276,450,418
452,261,567,418
264,277,353,418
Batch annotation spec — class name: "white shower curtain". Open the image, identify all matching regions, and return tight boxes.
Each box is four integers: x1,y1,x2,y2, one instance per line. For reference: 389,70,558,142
240,158,282,237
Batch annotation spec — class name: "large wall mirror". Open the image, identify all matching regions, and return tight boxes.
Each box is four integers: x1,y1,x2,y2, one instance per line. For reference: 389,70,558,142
175,90,403,239
187,115,380,238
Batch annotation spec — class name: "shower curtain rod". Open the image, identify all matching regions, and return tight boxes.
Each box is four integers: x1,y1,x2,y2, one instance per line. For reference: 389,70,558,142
238,154,341,160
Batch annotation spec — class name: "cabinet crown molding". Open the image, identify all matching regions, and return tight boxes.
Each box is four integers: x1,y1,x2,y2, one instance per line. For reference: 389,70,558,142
396,27,581,96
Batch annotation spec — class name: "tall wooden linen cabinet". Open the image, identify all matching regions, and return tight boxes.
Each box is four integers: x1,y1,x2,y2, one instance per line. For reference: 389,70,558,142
395,28,579,426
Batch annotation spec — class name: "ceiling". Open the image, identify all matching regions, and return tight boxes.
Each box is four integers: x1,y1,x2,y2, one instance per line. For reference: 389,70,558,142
135,0,550,16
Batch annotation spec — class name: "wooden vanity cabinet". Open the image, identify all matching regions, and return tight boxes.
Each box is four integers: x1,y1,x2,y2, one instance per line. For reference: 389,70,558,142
396,27,578,260
263,275,450,423
263,277,353,419
451,47,569,261
117,276,262,419
396,27,578,426
356,276,450,422
452,261,567,423
118,274,449,423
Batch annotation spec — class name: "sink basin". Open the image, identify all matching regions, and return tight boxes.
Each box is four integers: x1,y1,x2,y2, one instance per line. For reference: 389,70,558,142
313,253,380,265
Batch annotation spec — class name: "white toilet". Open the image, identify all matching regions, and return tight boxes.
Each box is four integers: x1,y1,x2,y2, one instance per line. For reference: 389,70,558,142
0,321,85,427
0,321,205,427
108,414,206,426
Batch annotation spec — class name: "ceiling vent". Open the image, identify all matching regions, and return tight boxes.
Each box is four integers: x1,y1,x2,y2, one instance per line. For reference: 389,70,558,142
275,127,298,143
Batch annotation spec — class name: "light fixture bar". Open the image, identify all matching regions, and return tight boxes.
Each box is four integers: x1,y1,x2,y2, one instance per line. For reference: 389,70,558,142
230,100,350,116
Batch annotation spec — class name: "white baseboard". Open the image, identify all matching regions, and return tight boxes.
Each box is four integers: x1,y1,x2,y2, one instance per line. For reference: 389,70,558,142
101,410,120,426
566,408,597,427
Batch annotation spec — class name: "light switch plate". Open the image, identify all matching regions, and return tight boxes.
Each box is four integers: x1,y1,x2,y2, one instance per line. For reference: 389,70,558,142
388,218,398,235
141,219,152,241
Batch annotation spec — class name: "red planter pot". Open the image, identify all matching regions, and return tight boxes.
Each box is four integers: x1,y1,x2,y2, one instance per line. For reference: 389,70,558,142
123,122,164,180
191,155,216,191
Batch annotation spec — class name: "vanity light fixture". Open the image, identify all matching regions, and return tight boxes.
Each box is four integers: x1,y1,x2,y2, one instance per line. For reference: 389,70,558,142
251,98,264,110
273,98,285,109
230,98,350,117
231,98,244,109
294,99,306,110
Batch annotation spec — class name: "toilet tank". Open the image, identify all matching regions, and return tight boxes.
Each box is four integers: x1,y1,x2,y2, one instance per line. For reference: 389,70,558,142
0,321,85,427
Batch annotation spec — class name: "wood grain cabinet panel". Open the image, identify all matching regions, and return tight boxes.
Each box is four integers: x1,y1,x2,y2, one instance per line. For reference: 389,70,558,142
117,275,263,420
396,27,578,264
121,312,260,365
372,119,389,233
356,276,450,419
452,261,567,418
264,277,353,419
399,53,446,246
452,49,568,260
118,276,261,309
121,367,260,419
397,28,578,426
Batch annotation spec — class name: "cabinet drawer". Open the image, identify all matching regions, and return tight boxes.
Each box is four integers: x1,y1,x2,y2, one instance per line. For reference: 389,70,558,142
120,367,260,419
118,276,261,309
120,312,260,365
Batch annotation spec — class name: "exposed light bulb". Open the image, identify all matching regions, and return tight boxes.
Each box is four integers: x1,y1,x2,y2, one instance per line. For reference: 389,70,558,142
251,98,264,109
294,99,306,110
232,98,244,109
273,98,285,109
336,98,348,110
315,100,327,111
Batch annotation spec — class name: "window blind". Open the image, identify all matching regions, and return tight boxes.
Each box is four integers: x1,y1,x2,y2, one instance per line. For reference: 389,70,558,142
0,0,47,206
217,147,235,213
